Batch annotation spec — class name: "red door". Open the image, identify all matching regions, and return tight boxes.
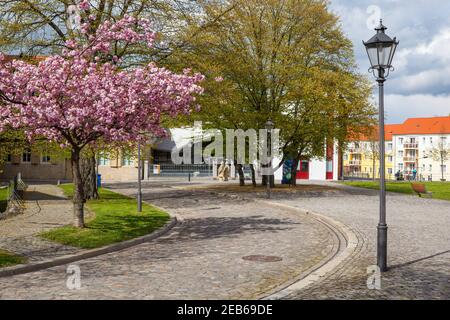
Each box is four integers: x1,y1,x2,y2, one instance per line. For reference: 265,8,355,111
326,160,333,180
326,143,334,180
296,161,309,180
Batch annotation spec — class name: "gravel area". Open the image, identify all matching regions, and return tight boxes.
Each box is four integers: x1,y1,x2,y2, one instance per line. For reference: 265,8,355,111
0,184,81,262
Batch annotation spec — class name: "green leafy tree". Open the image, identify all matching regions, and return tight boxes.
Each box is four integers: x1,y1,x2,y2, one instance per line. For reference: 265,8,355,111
168,0,375,186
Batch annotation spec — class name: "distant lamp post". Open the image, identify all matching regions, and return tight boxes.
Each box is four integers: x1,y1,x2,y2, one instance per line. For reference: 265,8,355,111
137,140,143,212
363,20,399,272
265,119,274,199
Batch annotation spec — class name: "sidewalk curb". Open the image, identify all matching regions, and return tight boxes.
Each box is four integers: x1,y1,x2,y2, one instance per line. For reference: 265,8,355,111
0,216,177,278
260,201,359,300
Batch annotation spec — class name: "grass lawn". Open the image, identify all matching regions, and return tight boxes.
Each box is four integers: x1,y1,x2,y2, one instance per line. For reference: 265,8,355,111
39,184,170,249
342,181,450,201
0,187,8,213
0,249,26,268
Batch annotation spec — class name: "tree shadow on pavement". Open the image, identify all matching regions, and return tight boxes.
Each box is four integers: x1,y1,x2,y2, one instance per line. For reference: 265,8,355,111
162,215,299,243
24,191,67,201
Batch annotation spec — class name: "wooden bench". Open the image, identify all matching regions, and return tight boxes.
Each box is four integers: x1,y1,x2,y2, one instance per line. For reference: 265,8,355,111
411,183,432,198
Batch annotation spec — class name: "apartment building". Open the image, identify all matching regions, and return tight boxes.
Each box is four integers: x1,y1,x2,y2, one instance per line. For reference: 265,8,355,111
343,125,399,179
344,116,450,181
391,117,450,181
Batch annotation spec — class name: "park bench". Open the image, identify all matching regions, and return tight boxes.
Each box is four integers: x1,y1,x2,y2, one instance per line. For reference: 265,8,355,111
411,183,433,198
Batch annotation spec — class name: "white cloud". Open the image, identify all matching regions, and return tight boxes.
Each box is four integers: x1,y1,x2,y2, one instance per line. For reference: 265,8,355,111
385,94,450,123
416,28,450,61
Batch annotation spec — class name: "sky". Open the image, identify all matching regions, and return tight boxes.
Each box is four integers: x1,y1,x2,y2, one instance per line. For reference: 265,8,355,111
329,0,450,124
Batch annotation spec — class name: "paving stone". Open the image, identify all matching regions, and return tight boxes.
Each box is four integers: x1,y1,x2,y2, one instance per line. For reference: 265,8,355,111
0,180,335,299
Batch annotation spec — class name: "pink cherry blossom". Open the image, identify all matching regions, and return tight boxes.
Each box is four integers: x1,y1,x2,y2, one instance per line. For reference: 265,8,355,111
0,17,204,228
78,0,89,11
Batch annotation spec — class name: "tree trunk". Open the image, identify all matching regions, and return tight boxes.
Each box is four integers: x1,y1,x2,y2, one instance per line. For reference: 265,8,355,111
291,157,299,186
236,162,245,186
249,164,256,187
81,155,99,200
269,174,275,188
71,148,86,228
338,142,344,180
372,155,376,181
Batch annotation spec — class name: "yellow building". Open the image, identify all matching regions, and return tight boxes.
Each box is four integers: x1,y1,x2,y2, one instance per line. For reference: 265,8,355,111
343,125,399,180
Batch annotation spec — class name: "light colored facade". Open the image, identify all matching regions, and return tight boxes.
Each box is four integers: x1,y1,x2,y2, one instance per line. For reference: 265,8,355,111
392,133,450,181
344,116,450,181
0,150,72,181
343,140,395,180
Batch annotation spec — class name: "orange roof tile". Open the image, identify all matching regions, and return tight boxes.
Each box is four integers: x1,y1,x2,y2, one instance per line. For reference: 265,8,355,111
348,116,450,142
391,116,450,135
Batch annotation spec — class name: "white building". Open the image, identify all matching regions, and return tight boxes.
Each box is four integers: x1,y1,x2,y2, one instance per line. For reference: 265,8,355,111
343,116,450,182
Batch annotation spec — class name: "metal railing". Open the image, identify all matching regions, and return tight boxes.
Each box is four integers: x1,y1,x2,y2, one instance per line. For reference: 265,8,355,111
403,143,418,149
348,160,362,166
3,173,27,216
149,164,213,177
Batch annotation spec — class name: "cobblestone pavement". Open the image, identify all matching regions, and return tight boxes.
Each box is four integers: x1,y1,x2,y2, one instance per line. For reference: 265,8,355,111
0,181,335,299
0,184,81,262
273,182,450,300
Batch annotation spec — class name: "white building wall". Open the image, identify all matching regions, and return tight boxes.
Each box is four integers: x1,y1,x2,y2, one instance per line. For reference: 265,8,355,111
392,133,450,181
309,159,326,180
333,141,339,180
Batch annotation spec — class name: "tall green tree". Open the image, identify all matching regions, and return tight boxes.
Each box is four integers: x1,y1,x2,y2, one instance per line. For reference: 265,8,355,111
168,0,375,185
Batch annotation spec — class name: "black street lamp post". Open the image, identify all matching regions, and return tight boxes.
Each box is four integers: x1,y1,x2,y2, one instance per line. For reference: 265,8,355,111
363,20,399,272
265,119,274,199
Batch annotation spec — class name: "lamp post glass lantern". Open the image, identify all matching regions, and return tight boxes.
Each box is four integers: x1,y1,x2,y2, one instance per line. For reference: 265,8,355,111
363,20,398,272
265,119,274,199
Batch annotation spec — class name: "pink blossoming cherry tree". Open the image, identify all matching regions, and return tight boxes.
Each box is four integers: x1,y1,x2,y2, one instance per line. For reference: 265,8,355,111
0,14,203,228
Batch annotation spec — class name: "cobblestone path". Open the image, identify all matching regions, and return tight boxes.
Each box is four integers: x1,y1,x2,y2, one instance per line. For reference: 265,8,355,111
275,183,450,300
0,181,335,299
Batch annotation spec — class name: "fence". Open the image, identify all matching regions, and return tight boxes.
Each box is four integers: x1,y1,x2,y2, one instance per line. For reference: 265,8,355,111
148,163,255,179
149,164,213,177
1,173,27,217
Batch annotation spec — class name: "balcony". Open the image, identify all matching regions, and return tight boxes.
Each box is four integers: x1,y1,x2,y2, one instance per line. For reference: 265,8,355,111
403,143,418,149
348,148,362,154
403,156,417,163
348,160,361,166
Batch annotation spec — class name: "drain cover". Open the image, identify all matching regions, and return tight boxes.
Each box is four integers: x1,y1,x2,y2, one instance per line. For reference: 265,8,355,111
242,255,283,262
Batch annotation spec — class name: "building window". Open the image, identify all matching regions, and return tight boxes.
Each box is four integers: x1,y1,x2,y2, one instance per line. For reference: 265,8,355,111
121,155,134,166
423,137,426,144
398,151,403,157
22,149,31,163
429,164,432,172
399,138,403,144
430,137,433,144
388,156,393,162
5,154,12,163
98,156,109,166
343,154,348,161
41,153,51,163
387,143,393,151
399,163,404,171
388,168,393,174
